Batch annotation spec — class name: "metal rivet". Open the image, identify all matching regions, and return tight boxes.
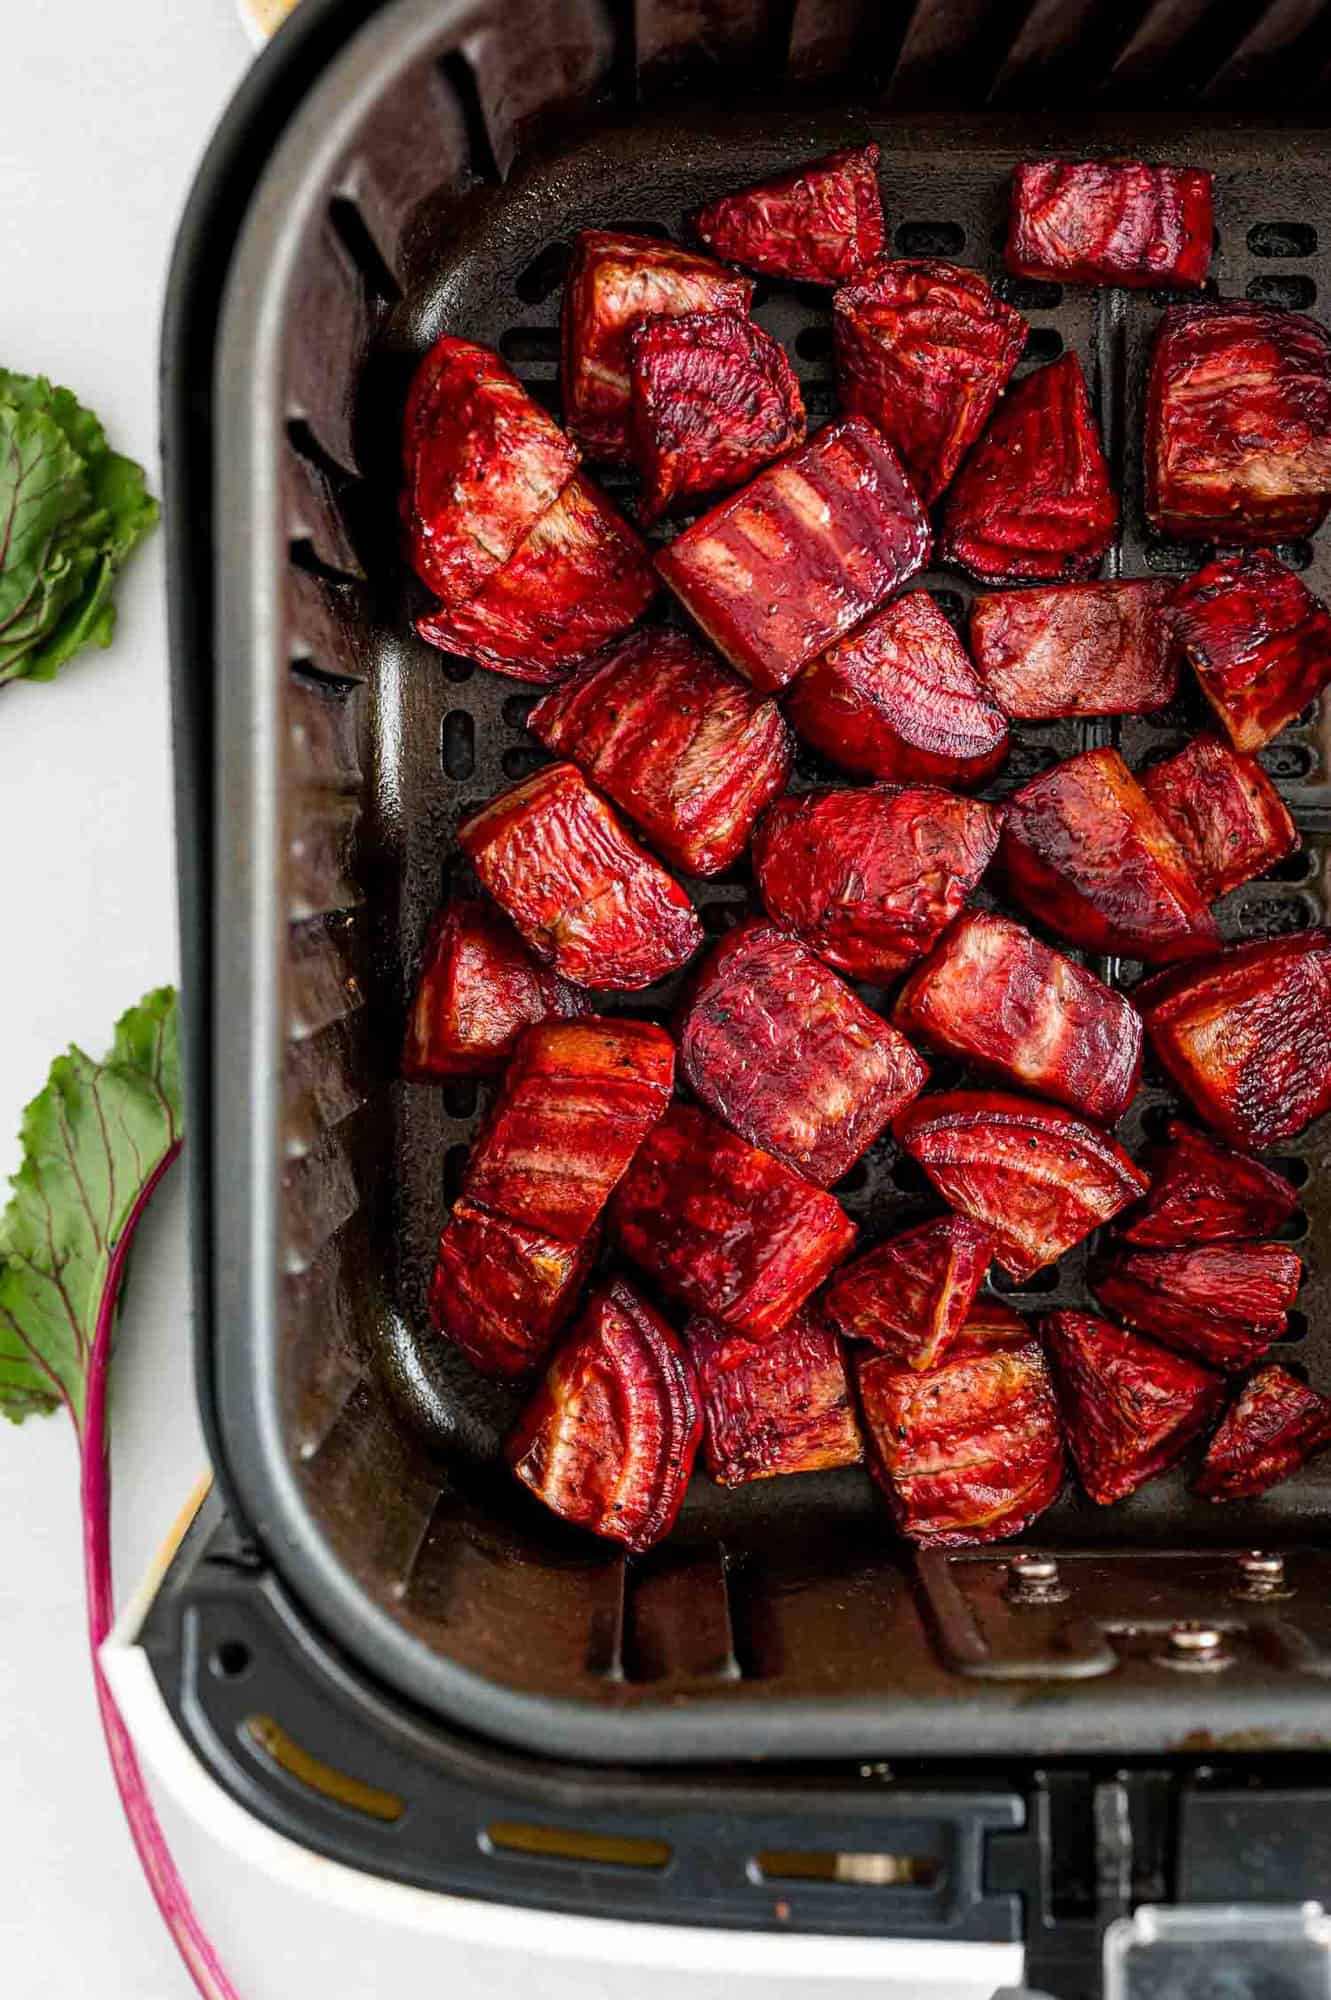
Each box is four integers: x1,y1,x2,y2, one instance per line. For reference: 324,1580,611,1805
1157,1621,1234,1671
1005,1551,1069,1604
1234,1549,1291,1600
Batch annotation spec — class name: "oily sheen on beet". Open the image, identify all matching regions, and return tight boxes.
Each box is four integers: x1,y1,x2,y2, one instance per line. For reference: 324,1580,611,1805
894,1089,1148,1281
752,783,1000,981
1045,1311,1223,1505
1140,734,1297,900
1121,1121,1299,1247
1168,551,1331,753
402,898,589,1079
832,258,1025,503
969,580,1178,721
677,921,927,1188
527,628,791,877
431,1203,597,1381
686,1310,862,1486
508,1280,702,1551
892,909,1144,1125
1091,1240,1302,1370
999,747,1218,964
939,353,1116,585
694,144,886,285
1195,1364,1331,1500
786,590,1009,789
822,1214,994,1371
611,1102,855,1340
1006,160,1213,289
460,763,703,991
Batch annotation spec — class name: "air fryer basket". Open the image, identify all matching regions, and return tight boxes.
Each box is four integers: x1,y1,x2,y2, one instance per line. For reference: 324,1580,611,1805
176,0,1331,1764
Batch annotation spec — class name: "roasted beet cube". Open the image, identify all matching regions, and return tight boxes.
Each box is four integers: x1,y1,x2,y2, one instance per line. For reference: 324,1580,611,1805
1167,551,1331,753
527,628,791,877
403,898,589,1079
678,920,926,1188
628,310,805,523
786,591,1009,789
964,1298,1029,1344
610,1101,856,1340
462,1018,675,1244
686,1310,862,1485
695,143,885,286
1044,1311,1223,1505
857,1331,1063,1546
416,473,656,684
1006,160,1213,289
939,353,1116,585
894,1089,1148,1282
1195,1364,1331,1500
833,260,1026,504
402,335,579,607
1091,1240,1302,1371
892,909,1144,1126
429,1202,596,1379
1146,301,1331,543
822,1215,993,1370
1140,733,1297,900
1137,930,1331,1149
751,783,1000,981
1122,1120,1299,1247
560,231,752,463
459,762,703,991
999,747,1218,964
969,581,1178,721
656,419,931,693
507,1280,701,1550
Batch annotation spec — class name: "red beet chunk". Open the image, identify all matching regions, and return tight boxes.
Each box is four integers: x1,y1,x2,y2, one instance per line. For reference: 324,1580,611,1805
1122,1120,1299,1247
1195,1364,1331,1500
964,1299,1028,1344
894,1089,1148,1282
678,921,925,1188
508,1280,701,1551
969,580,1178,721
857,1331,1063,1546
1137,931,1331,1149
1007,160,1213,289
1092,1241,1302,1371
463,1018,675,1245
417,474,656,684
751,784,1000,982
786,591,1009,789
686,1310,862,1485
939,353,1116,585
560,231,751,463
610,1102,856,1340
656,419,931,694
629,310,805,523
1147,302,1331,543
1140,734,1297,901
460,763,703,991
403,899,590,1079
1044,1311,1223,1504
999,747,1218,964
892,909,1143,1126
823,1215,993,1370
695,143,885,286
833,259,1025,503
402,336,579,607
429,1202,596,1379
1168,551,1331,753
527,628,791,877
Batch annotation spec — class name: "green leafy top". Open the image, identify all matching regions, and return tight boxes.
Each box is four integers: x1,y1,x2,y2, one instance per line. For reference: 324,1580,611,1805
0,989,181,1428
0,369,159,690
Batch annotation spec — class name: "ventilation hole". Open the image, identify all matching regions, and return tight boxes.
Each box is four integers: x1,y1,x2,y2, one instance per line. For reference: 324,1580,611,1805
1248,221,1318,260
499,325,562,367
1004,743,1059,781
483,1821,671,1870
516,242,573,305
1281,1309,1309,1344
753,1848,941,1888
211,1640,252,1680
1150,279,1218,307
244,1716,405,1823
1247,274,1317,311
1275,540,1315,572
328,194,402,304
1267,847,1315,883
749,282,774,310
991,222,1010,253
992,1265,1061,1295
794,325,835,362
441,710,476,782
285,417,353,487
1231,894,1313,939
434,652,475,684
503,692,539,729
524,377,562,416
1144,539,1200,575
1022,327,1064,366
443,1078,479,1120
502,745,552,780
929,588,966,631
895,220,965,258
891,1156,932,1194
438,49,500,182
1270,1156,1310,1187
444,1143,470,1203
802,383,839,418
1277,1208,1310,1244
701,901,742,935
288,537,359,587
1259,742,1315,780
994,275,1063,311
